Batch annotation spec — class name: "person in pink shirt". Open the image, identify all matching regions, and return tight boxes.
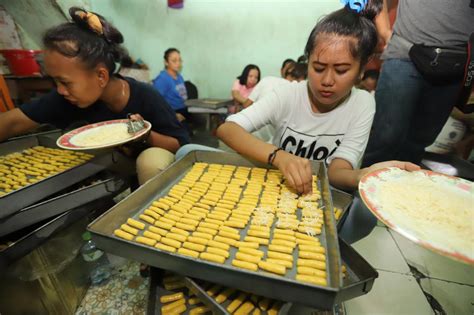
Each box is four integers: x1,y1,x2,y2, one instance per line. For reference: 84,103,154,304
230,64,260,112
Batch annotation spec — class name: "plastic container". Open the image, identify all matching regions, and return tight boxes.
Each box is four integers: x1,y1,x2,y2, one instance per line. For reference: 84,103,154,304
81,231,111,284
0,49,42,76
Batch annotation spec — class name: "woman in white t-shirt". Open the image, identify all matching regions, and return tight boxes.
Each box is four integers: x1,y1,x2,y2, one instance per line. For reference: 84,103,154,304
217,1,419,193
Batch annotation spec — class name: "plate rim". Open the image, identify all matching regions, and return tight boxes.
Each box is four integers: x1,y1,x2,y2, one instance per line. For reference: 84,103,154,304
358,167,474,265
56,119,151,151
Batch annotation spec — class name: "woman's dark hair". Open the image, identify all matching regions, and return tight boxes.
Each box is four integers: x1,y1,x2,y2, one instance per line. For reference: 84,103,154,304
362,69,380,80
238,64,261,86
164,48,180,61
287,62,308,80
304,0,382,68
42,7,128,74
281,58,295,70
297,55,307,63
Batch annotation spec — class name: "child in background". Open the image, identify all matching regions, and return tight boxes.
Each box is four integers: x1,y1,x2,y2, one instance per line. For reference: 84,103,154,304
243,62,308,109
280,58,296,78
152,48,189,123
358,69,379,94
285,62,308,82
230,64,261,112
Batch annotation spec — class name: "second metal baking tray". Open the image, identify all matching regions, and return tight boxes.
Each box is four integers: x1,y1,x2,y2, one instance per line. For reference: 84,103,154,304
0,197,116,273
331,188,353,230
0,134,113,219
182,238,377,314
89,151,343,310
0,177,127,238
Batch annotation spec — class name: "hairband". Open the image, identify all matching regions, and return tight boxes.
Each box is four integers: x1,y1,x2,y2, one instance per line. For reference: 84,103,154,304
340,0,367,13
75,10,104,35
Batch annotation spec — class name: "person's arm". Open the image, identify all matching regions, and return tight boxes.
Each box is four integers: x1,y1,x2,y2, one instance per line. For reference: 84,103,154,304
243,99,254,108
147,130,180,153
153,75,170,97
0,109,39,142
328,158,420,191
232,90,248,105
217,122,313,194
375,0,392,48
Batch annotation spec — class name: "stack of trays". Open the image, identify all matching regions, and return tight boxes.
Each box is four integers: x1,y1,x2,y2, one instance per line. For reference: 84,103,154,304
0,134,112,219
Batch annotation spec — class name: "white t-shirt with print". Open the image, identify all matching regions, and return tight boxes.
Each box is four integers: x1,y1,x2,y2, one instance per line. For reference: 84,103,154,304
248,76,290,102
248,76,290,142
226,80,375,169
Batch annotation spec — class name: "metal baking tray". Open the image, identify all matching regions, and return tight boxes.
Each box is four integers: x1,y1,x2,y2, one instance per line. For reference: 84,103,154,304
0,134,113,219
147,268,224,315
184,277,292,315
185,98,232,110
182,238,377,314
0,198,115,273
0,177,127,238
331,188,353,230
336,238,378,303
89,151,342,310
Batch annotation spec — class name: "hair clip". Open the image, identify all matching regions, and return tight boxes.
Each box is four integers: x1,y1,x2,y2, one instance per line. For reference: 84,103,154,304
340,0,367,13
75,10,104,35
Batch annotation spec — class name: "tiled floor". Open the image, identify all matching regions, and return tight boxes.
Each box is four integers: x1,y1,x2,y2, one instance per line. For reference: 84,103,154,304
76,261,149,315
345,226,474,315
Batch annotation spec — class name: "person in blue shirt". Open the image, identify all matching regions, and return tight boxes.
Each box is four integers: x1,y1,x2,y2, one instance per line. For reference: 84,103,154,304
152,48,189,123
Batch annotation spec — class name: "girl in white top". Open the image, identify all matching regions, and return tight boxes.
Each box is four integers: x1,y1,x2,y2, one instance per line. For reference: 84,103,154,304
218,0,419,193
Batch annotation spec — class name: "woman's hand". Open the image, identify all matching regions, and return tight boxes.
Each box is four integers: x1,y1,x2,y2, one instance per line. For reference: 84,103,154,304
129,113,144,121
272,150,313,195
128,113,150,143
176,113,186,122
358,160,421,182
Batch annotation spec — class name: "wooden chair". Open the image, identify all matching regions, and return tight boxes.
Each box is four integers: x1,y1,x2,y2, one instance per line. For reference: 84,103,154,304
0,75,15,112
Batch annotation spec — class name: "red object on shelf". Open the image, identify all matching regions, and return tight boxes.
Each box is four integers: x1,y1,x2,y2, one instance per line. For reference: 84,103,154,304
0,49,42,76
168,0,184,9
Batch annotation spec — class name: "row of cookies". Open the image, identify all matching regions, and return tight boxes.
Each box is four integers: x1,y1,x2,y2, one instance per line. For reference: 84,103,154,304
114,163,328,286
0,146,93,195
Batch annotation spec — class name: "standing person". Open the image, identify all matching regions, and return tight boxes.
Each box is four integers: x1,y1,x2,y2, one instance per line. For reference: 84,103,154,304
362,0,474,167
0,8,190,185
230,64,261,111
152,48,189,124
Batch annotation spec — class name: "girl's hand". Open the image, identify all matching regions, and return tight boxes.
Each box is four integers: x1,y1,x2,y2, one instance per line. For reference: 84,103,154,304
272,150,313,195
358,160,421,183
129,113,144,121
128,113,150,142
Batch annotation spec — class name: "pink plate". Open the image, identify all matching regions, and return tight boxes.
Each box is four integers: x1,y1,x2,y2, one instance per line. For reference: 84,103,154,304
56,119,151,150
359,168,474,265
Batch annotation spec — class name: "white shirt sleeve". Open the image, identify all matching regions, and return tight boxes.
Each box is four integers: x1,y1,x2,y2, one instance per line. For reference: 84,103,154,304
226,89,285,133
327,91,375,169
248,82,262,102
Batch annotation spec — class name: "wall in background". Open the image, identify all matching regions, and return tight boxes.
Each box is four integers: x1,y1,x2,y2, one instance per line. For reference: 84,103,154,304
0,0,90,49
1,0,342,98
91,0,341,98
